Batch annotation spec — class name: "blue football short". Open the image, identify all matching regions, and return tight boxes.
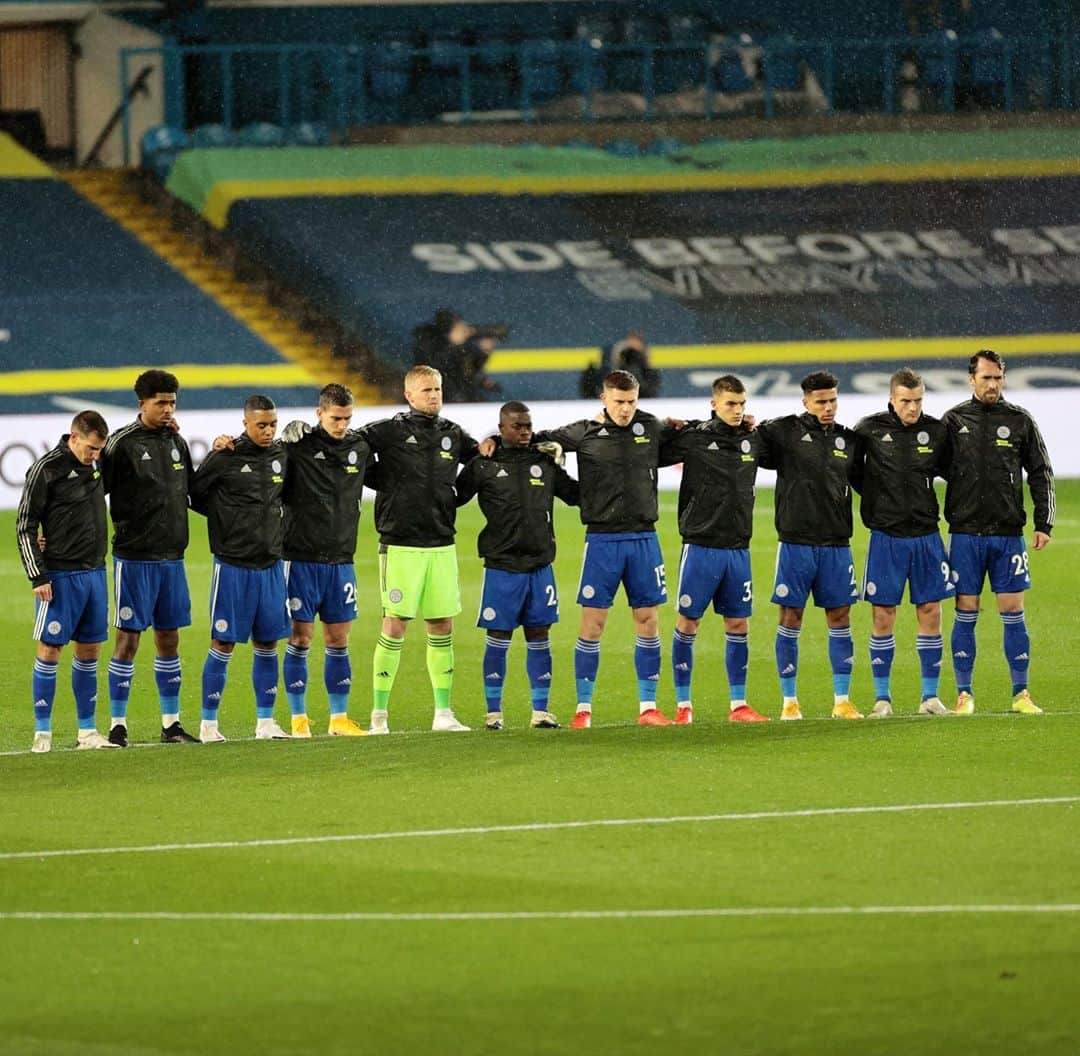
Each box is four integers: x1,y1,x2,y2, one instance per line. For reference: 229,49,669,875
861,531,953,606
112,557,192,631
577,532,667,609
771,542,859,609
209,559,290,643
947,533,1031,595
284,560,358,624
675,543,753,618
477,565,560,630
33,567,108,645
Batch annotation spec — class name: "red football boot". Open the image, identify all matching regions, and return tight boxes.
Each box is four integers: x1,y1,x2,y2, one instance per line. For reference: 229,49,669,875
675,706,693,725
570,710,592,729
637,708,674,726
728,704,770,722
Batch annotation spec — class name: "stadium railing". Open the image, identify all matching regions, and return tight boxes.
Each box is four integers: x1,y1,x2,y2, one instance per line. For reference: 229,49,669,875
120,30,1079,165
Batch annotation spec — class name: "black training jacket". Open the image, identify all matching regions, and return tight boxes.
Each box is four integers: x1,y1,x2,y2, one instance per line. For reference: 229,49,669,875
756,412,857,547
455,442,580,573
537,410,675,534
941,397,1055,537
659,416,761,549
100,418,193,561
282,425,372,564
189,435,287,568
17,436,108,587
362,410,479,547
851,407,948,538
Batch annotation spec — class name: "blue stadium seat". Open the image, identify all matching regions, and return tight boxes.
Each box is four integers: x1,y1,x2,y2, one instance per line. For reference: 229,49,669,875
762,35,803,92
919,30,959,105
237,122,285,147
604,138,639,158
368,40,413,105
139,124,190,182
191,124,235,149
519,39,564,103
717,47,755,94
965,27,1008,104
429,35,467,73
644,136,685,156
570,37,607,94
284,121,330,146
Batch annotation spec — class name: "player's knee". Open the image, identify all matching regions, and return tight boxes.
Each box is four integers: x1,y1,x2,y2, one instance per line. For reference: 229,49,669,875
778,606,803,629
871,606,896,634
291,629,314,649
113,630,141,662
490,628,514,641
723,617,748,635
676,615,701,635
825,606,851,628
153,629,178,656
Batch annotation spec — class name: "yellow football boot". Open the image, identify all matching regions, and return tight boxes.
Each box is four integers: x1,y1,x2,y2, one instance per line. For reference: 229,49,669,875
831,699,864,719
328,715,367,736
1010,690,1044,715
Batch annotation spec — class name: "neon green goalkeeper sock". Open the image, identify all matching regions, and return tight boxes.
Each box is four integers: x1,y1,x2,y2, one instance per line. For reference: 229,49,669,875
426,633,454,710
372,634,404,711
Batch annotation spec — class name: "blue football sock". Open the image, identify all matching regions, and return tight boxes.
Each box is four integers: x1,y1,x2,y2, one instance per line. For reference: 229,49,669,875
525,638,552,711
828,626,855,697
283,643,309,717
483,635,511,712
71,657,98,730
1001,611,1030,695
32,658,58,733
725,632,749,702
201,647,231,721
775,625,801,698
916,635,944,700
635,635,662,707
671,629,695,705
952,609,978,693
154,655,182,721
324,646,351,716
574,637,601,708
869,634,895,701
107,658,135,722
252,645,279,720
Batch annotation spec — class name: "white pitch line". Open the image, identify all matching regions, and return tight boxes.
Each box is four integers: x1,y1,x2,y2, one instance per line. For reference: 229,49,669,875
1,796,1076,863
0,905,1077,924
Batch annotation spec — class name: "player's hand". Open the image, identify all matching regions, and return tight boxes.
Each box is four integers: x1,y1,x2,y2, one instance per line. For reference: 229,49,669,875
592,411,605,424
167,418,181,433
477,437,496,458
37,534,46,552
664,417,687,430
212,434,236,451
281,420,312,444
743,414,757,431
1032,531,1051,551
535,440,565,466
34,583,52,602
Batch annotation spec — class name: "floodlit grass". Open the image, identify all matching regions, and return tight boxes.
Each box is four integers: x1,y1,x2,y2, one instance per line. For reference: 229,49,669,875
0,487,1077,1055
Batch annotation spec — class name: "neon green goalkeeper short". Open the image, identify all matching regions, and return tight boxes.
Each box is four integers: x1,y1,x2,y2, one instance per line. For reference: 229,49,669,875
379,544,461,620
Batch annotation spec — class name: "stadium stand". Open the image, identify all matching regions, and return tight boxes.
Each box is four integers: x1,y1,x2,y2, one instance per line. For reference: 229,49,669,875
0,133,370,415
157,131,1080,401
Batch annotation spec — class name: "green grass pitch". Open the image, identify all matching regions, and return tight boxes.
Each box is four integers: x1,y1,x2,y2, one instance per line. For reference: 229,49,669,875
1,486,1078,1055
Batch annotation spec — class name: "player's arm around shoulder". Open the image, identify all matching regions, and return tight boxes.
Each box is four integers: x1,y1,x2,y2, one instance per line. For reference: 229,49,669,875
454,455,483,507
534,419,589,452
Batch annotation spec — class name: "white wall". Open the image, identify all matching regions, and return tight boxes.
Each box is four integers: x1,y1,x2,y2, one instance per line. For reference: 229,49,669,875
74,8,163,167
1,389,1074,509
